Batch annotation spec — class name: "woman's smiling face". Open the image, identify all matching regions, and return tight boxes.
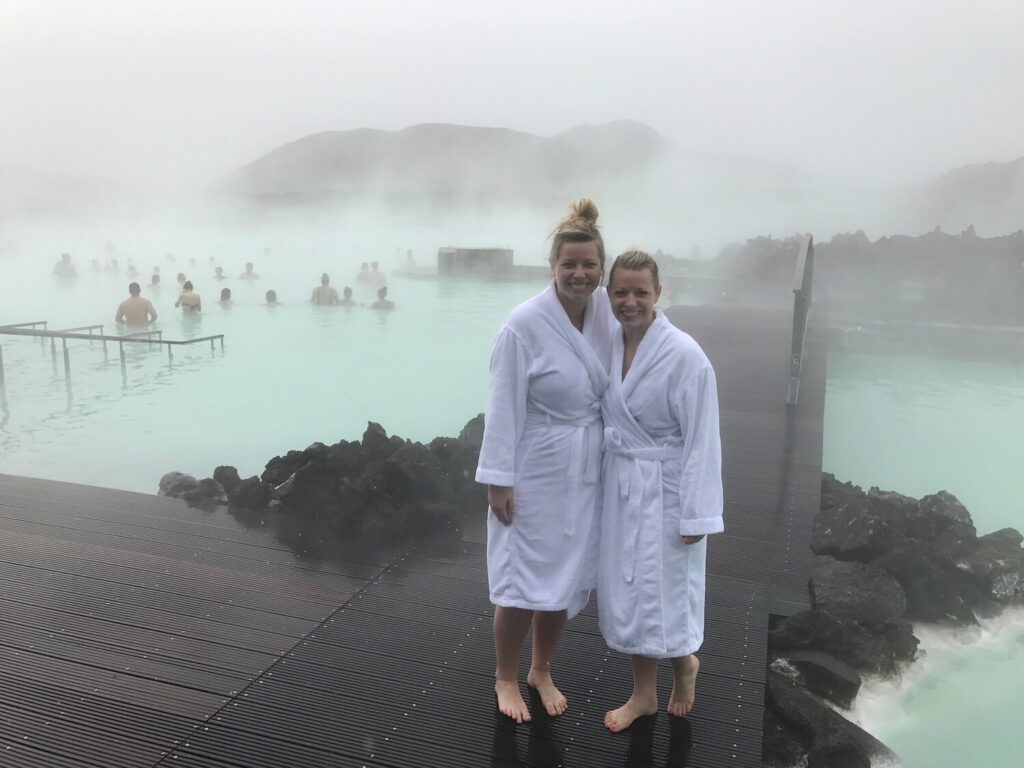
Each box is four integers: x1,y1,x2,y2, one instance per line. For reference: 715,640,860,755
609,267,661,331
553,240,603,305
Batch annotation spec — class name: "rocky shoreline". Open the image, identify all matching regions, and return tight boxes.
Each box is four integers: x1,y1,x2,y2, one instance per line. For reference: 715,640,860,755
157,435,1023,767
158,415,486,556
764,474,1024,767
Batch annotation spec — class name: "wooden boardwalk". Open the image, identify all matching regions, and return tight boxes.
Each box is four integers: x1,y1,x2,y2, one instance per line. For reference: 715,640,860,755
0,304,826,768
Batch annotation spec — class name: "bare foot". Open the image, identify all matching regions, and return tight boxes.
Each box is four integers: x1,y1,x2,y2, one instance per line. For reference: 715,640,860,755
526,669,567,716
495,679,531,723
603,694,658,732
668,655,700,717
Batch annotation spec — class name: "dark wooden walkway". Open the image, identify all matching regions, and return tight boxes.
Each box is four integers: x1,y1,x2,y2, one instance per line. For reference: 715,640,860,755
0,304,826,768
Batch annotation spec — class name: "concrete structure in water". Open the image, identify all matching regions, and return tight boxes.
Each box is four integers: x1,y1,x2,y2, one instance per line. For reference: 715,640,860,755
397,247,548,281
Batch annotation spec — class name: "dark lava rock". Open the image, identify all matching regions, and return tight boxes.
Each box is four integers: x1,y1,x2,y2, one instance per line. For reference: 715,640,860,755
811,556,907,622
874,545,989,624
361,421,404,461
158,471,198,498
912,491,977,552
230,476,272,512
769,609,918,676
458,413,485,454
812,489,920,561
957,528,1024,594
273,460,335,516
261,450,305,487
383,443,447,504
821,472,865,512
763,706,810,768
766,670,897,768
182,478,227,508
778,651,862,708
213,466,241,497
324,440,366,479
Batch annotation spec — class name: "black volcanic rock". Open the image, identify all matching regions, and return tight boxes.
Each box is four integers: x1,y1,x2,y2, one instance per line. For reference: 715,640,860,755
769,609,918,676
457,413,485,454
777,652,862,708
820,472,865,512
873,545,990,624
230,476,273,512
812,489,920,561
766,671,896,768
158,471,198,498
810,557,907,623
213,465,241,497
182,478,227,509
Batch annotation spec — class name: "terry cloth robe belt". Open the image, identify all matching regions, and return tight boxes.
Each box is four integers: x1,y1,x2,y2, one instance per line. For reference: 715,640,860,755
525,409,601,537
604,426,685,583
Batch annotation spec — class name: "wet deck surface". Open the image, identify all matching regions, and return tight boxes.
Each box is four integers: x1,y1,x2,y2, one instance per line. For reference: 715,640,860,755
0,304,825,767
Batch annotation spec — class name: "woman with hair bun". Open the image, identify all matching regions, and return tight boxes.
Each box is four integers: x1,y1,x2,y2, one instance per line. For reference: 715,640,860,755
476,199,614,723
598,250,723,732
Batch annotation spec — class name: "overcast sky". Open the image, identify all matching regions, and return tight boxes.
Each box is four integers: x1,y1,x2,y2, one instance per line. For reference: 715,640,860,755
2,0,1021,188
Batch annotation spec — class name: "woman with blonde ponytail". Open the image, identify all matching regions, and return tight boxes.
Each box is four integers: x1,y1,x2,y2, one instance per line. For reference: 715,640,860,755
476,199,615,723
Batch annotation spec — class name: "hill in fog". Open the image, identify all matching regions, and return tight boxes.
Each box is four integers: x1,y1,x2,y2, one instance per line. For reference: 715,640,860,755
213,120,673,209
910,157,1024,236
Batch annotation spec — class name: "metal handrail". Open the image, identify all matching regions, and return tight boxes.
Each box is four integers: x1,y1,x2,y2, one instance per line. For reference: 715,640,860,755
0,321,48,330
0,325,225,398
0,327,220,346
786,234,815,407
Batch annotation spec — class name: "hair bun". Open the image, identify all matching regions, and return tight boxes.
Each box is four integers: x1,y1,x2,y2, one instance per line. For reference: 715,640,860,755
567,197,599,225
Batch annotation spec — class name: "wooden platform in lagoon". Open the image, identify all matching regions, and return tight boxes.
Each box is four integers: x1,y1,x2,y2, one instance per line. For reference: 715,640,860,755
0,239,825,767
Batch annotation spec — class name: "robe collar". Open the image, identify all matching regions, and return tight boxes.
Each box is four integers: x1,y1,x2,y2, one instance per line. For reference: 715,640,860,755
538,282,610,399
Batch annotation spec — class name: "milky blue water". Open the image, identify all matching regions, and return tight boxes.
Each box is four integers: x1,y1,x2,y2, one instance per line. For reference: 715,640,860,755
3,223,1022,766
825,350,1024,768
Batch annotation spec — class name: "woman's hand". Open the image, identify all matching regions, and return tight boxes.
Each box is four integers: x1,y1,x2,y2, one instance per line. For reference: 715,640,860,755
488,485,515,526
682,535,705,545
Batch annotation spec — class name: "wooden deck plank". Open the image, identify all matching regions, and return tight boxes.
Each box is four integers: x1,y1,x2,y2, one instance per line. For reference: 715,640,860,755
0,300,826,767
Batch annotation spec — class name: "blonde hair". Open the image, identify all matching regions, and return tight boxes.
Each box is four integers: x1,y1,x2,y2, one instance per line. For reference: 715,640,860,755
548,198,605,269
608,249,660,289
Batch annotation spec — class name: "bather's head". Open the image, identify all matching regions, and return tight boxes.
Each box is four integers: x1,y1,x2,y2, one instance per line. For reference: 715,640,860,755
377,286,388,299
183,280,194,292
265,289,278,304
128,282,141,296
321,272,330,286
220,287,231,301
343,286,353,299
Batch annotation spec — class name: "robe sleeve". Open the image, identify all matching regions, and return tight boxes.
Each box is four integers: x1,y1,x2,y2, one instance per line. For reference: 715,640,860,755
674,364,724,536
475,327,530,487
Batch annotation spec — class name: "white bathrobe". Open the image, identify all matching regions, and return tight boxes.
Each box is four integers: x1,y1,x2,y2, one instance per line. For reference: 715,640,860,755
476,283,613,618
598,312,723,657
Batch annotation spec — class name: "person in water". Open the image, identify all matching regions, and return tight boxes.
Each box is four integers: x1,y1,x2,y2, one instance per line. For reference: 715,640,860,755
175,281,201,313
176,272,187,292
598,250,722,732
150,273,161,295
475,198,614,723
355,262,370,284
265,289,280,306
369,286,394,310
311,273,339,305
53,252,77,278
114,282,158,325
218,287,233,307
339,286,356,307
239,262,259,280
368,260,387,288
214,266,226,281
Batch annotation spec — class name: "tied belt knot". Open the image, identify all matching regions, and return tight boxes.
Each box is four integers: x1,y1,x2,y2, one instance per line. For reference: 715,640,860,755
604,427,685,583
525,409,601,537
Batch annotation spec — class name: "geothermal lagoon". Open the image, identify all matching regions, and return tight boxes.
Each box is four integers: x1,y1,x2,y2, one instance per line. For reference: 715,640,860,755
2,220,1022,768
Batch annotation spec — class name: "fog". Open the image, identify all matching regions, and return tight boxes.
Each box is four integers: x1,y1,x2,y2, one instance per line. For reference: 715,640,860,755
3,1,1022,189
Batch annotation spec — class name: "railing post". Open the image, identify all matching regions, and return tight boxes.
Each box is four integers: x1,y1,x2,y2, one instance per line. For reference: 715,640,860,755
61,337,71,381
786,234,815,407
